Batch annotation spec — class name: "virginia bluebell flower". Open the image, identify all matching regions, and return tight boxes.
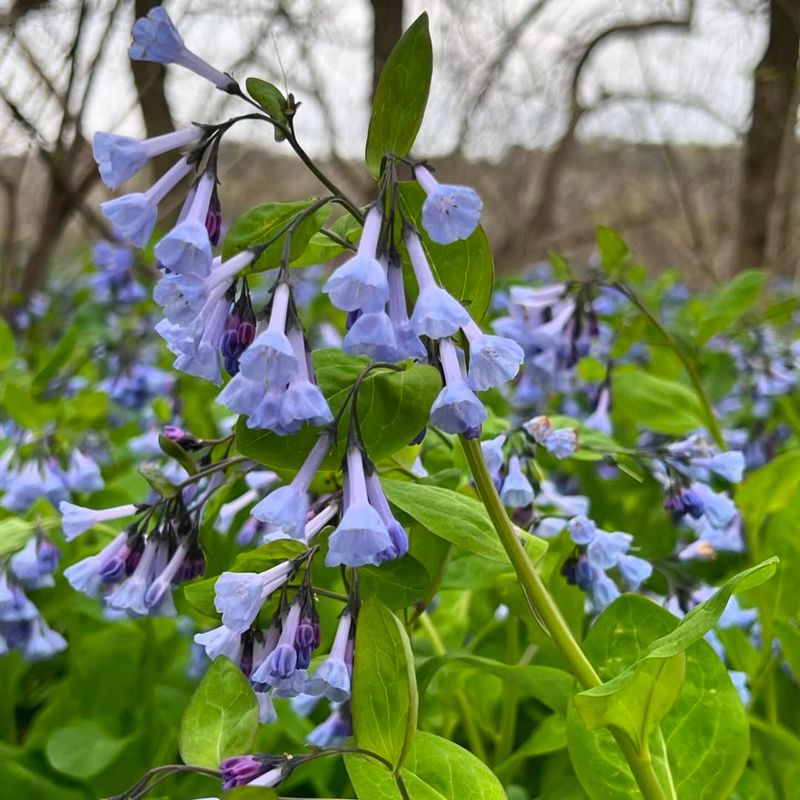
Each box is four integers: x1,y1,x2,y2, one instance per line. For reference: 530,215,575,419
306,706,353,747
584,386,613,436
129,7,234,90
65,450,104,493
101,157,193,247
59,501,138,541
93,127,203,190
63,531,129,597
306,611,353,701
387,255,426,360
213,561,295,633
365,472,408,560
105,537,159,615
323,207,389,312
591,569,621,610
343,311,398,361
481,434,506,474
462,320,524,391
500,456,534,508
217,372,264,416
240,283,297,384
144,540,191,610
429,338,486,437
617,554,653,590
263,600,303,682
406,230,471,339
194,623,243,662
690,451,745,483
586,530,633,571
154,172,217,276
414,165,483,245
326,446,393,567
247,386,287,433
252,432,332,539
542,427,579,459
278,329,333,433
567,515,597,545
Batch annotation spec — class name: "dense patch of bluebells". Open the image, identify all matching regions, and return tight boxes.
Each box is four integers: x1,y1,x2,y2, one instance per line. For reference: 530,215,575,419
0,6,797,798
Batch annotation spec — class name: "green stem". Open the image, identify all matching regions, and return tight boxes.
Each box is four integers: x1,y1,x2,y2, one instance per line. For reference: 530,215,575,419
418,611,489,764
495,617,519,765
616,283,725,448
460,436,668,800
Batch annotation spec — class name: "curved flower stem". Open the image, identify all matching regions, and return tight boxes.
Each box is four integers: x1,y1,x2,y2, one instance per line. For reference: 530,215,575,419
613,282,725,448
460,436,669,800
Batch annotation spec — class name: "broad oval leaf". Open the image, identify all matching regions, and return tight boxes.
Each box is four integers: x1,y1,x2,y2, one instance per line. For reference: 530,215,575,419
345,730,506,800
360,554,431,610
245,77,288,125
567,594,751,800
398,182,495,323
352,597,418,769
179,656,259,769
365,13,432,177
221,199,332,273
382,478,546,564
416,653,573,715
612,368,706,435
46,721,128,779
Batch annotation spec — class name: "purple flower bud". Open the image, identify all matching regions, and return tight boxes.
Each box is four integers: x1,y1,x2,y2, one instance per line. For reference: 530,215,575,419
237,321,256,347
205,188,223,246
220,755,268,789
295,621,316,649
163,425,185,441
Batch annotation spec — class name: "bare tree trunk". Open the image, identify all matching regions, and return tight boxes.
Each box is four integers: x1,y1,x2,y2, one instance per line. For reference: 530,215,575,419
369,0,404,99
130,0,175,181
736,0,800,272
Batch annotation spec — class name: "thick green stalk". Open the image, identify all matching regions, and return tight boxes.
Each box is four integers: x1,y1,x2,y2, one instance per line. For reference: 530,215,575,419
460,436,668,800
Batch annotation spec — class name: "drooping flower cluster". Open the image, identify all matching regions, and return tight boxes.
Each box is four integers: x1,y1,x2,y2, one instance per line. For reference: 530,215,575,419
0,535,65,660
62,493,205,618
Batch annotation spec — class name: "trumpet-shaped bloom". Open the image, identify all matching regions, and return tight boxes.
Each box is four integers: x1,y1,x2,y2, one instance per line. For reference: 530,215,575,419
93,127,202,190
343,311,397,361
194,624,242,662
500,456,534,508
101,157,193,247
279,381,333,433
416,166,483,244
65,450,104,493
213,561,294,632
323,207,388,312
464,328,524,391
306,612,352,701
59,501,138,541
586,531,633,570
129,7,233,89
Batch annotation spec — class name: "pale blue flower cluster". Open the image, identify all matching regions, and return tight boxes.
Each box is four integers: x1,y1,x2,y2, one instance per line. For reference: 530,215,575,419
0,537,65,661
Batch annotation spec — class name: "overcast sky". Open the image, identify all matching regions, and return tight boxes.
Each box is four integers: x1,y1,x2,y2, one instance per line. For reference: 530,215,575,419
0,0,767,160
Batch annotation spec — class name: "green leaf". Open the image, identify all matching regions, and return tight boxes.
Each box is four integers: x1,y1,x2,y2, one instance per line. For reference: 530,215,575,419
0,517,37,558
496,714,567,776
774,620,800,679
46,720,128,779
365,13,433,177
221,199,332,272
612,368,705,435
361,554,431,609
416,653,572,715
596,227,633,278
352,597,418,769
695,270,764,343
567,594,750,800
574,653,686,752
137,464,178,497
32,325,79,391
158,434,197,475
236,360,440,471
290,212,362,267
245,77,288,124
346,730,506,800
179,656,259,769
382,478,512,563
0,317,14,370
736,450,800,535
397,182,495,323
